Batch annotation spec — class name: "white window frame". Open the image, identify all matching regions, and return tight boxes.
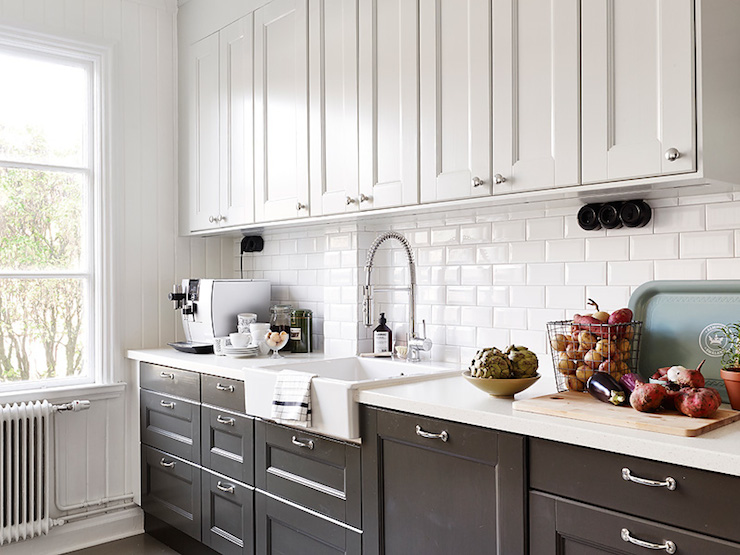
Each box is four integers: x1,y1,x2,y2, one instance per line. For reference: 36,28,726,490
0,27,112,393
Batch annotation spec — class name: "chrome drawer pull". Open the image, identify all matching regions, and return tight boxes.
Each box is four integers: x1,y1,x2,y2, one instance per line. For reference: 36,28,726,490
216,481,235,494
159,458,175,469
415,425,449,442
621,528,676,553
216,383,235,392
622,468,676,491
160,400,176,409
217,415,235,426
291,436,314,450
160,371,175,379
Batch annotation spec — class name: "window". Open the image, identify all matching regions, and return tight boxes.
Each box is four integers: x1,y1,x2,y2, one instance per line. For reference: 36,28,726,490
0,36,102,390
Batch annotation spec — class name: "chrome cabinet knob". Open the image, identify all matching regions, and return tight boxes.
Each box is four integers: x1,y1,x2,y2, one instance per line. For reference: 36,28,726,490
208,215,216,223
359,193,371,203
296,202,307,211
493,174,506,185
218,214,225,222
346,196,357,205
472,176,484,188
665,148,681,161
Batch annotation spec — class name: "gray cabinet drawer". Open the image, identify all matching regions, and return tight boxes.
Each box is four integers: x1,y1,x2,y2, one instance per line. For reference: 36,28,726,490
529,438,740,544
202,470,254,555
141,389,201,463
141,362,200,401
202,374,245,413
201,406,254,485
141,445,201,541
255,491,361,555
255,420,361,528
530,491,740,555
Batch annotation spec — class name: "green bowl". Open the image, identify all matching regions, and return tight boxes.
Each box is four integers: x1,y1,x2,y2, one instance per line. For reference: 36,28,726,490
462,371,540,397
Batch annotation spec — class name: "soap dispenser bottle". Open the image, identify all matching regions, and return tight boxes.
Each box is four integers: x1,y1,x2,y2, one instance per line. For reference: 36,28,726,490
373,313,392,354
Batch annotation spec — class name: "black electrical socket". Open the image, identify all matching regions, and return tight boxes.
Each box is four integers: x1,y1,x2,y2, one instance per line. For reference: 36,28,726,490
241,235,264,253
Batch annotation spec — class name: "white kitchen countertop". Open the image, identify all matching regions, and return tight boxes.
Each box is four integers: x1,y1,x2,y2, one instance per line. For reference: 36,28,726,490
128,348,740,478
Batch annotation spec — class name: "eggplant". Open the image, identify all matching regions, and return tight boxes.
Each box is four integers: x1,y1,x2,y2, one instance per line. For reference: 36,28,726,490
587,372,627,406
618,373,644,395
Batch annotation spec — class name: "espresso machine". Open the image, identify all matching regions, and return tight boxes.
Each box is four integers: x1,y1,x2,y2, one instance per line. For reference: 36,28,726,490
168,278,271,353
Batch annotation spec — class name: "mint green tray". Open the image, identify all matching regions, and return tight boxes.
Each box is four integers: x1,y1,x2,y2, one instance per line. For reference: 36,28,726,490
629,280,740,403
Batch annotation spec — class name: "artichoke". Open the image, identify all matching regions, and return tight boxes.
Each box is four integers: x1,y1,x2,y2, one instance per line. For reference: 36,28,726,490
469,347,512,379
506,345,539,378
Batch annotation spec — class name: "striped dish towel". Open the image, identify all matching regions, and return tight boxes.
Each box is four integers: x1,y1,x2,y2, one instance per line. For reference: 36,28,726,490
271,370,317,427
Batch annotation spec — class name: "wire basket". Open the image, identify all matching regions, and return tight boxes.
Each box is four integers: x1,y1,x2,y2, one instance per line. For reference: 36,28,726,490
546,320,643,393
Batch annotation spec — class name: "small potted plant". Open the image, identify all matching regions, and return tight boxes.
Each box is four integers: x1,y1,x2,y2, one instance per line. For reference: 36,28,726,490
720,323,740,410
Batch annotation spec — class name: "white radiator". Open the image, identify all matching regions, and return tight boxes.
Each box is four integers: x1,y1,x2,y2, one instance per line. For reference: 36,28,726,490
0,399,90,546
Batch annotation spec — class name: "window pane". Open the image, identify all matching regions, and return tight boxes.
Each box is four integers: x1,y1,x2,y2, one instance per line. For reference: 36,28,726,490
0,278,87,384
0,168,85,271
0,51,88,167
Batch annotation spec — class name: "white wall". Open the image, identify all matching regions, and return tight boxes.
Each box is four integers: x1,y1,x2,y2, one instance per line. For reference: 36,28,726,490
235,192,740,369
0,1,231,552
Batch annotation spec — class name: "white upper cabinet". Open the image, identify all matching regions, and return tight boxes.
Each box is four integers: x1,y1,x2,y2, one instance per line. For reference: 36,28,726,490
254,0,311,222
492,0,580,194
358,0,419,210
419,0,492,202
187,17,254,233
581,0,696,183
308,0,361,216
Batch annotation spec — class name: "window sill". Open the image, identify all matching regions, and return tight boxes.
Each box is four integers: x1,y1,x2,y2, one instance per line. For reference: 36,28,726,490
0,381,126,405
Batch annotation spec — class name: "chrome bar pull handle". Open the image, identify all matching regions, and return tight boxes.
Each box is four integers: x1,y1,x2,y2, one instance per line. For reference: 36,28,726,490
217,415,236,426
160,400,176,409
216,383,235,392
621,528,676,553
291,436,314,450
217,481,235,494
415,425,448,442
622,468,676,490
160,371,175,379
160,458,175,469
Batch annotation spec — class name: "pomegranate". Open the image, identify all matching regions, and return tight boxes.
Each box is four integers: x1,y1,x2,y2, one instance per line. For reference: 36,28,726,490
675,387,722,418
630,383,667,413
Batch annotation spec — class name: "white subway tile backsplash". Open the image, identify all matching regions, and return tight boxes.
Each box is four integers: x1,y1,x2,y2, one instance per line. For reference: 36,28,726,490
460,223,492,244
494,263,527,285
431,227,459,245
546,239,585,262
527,309,565,332
493,220,526,242
607,261,653,286
447,246,477,264
630,234,679,260
584,285,631,311
461,265,493,285
510,329,547,354
654,259,706,280
494,307,528,329
527,217,564,241
510,241,546,263
680,230,734,259
280,239,298,255
446,286,477,305
432,305,461,325
509,286,546,308
418,247,446,266
527,263,565,285
446,326,477,347
565,217,605,239
430,265,461,285
409,229,430,247
653,205,705,233
477,244,509,264
460,306,493,327
565,262,607,286
706,259,740,280
584,236,630,261
328,233,354,250
545,285,585,309
417,285,446,304
476,327,510,348
477,285,509,307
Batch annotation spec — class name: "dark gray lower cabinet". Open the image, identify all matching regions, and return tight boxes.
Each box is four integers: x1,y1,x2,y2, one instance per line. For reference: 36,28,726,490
255,492,361,555
202,406,254,485
361,406,526,555
530,491,740,554
141,445,202,541
202,470,255,555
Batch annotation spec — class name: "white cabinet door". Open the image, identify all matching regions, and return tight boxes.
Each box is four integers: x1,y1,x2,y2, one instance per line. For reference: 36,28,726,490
254,0,310,222
492,0,580,194
581,0,696,183
219,16,254,227
419,0,492,203
358,0,418,210
188,33,220,232
308,0,360,216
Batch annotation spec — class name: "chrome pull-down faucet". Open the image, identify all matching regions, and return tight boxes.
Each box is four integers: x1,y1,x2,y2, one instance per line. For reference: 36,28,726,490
363,231,432,361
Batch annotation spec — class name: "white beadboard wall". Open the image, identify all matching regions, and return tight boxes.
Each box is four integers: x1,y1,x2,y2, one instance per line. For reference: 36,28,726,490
0,1,231,553
236,192,740,370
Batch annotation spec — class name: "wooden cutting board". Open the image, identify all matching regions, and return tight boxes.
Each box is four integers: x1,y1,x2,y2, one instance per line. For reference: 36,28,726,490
512,391,740,437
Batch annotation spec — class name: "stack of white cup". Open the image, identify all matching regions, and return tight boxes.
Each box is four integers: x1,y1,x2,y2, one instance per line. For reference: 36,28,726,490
237,312,258,333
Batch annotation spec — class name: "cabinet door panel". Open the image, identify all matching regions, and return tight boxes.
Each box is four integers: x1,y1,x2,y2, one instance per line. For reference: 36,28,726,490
358,0,418,209
582,0,695,183
492,0,580,193
220,16,254,227
141,389,201,463
309,0,360,215
254,0,310,222
188,33,220,231
202,470,254,555
419,0,491,202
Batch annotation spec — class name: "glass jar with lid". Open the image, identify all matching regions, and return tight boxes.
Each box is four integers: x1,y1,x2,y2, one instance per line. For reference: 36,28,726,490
290,309,313,353
269,304,293,334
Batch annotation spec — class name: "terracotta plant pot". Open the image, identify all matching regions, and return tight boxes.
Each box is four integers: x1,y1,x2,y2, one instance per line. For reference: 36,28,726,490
720,368,740,410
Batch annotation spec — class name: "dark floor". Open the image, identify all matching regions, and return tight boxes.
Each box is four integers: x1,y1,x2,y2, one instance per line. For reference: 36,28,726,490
66,534,179,555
